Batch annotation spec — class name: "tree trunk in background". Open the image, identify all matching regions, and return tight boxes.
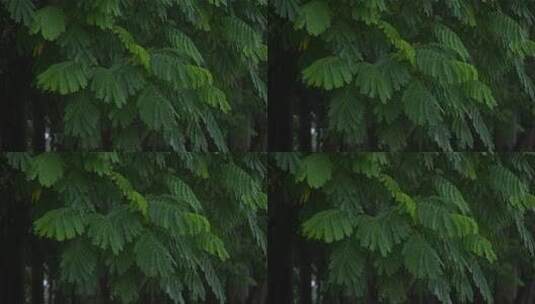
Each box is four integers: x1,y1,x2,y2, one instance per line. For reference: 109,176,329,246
298,241,312,304
32,92,46,152
251,111,268,151
473,290,484,304
366,111,378,151
0,176,29,304
70,287,77,304
100,274,112,304
247,280,267,304
55,289,67,304
298,95,312,151
268,166,296,304
32,237,45,304
229,115,254,152
518,127,535,151
319,98,337,152
1,55,31,150
268,17,296,152
518,280,535,304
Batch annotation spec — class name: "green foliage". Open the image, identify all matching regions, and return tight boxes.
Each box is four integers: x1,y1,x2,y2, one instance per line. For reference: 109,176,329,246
433,23,470,61
3,0,266,151
112,26,150,69
271,0,535,151
356,213,409,257
402,80,442,127
28,153,64,187
295,0,331,36
328,88,366,144
64,98,100,142
87,207,143,255
134,232,175,277
302,56,354,90
272,153,535,303
354,60,409,103
61,239,98,284
90,66,128,107
379,174,416,219
136,85,177,131
296,153,333,188
30,6,65,41
166,28,204,65
198,233,231,261
166,176,202,211
5,153,266,303
2,0,35,26
148,200,210,236
108,171,148,217
402,234,443,279
35,208,86,241
433,177,470,214
328,240,366,293
37,61,90,95
379,21,415,64
302,209,357,242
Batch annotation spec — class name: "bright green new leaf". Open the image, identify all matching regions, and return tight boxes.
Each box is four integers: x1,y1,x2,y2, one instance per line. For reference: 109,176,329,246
198,233,230,261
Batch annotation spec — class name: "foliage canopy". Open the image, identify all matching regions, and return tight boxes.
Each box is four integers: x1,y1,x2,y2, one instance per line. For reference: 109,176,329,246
270,0,535,151
271,152,535,303
1,0,266,151
4,152,267,303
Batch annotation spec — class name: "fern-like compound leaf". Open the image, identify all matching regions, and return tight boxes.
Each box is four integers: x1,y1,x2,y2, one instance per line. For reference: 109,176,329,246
302,209,357,243
434,23,470,61
61,239,97,284
134,232,175,277
3,0,35,26
402,234,443,279
137,85,177,131
35,208,86,241
91,66,128,108
303,56,355,90
402,80,442,126
37,61,90,95
64,98,100,140
329,240,366,293
197,233,230,261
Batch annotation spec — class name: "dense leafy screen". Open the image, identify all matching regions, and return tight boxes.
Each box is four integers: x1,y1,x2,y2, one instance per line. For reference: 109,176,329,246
0,0,266,151
269,0,535,151
1,152,266,303
269,152,535,303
